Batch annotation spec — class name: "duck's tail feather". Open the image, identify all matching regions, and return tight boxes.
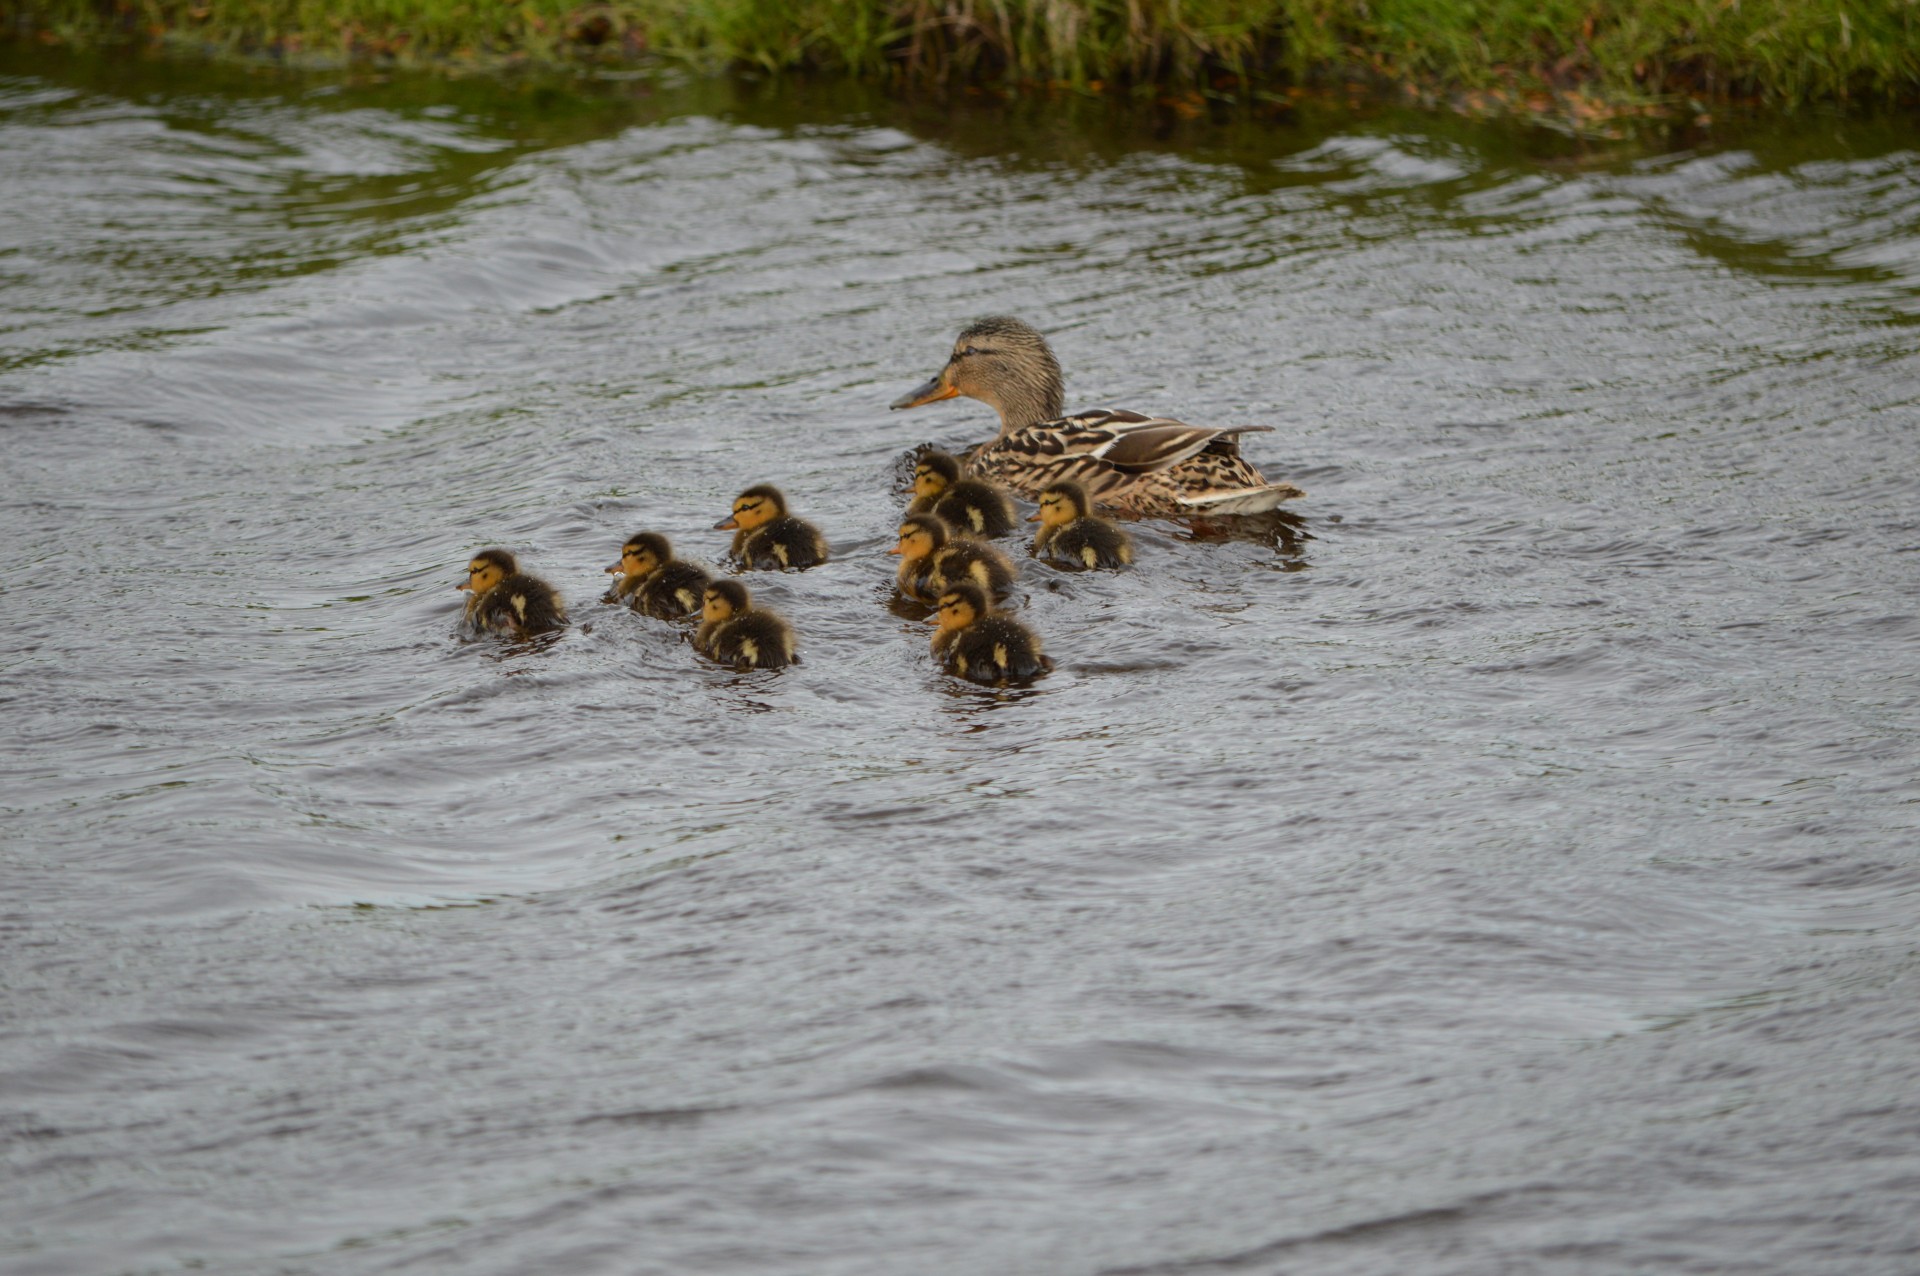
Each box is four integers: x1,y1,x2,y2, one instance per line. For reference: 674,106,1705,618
1174,482,1307,516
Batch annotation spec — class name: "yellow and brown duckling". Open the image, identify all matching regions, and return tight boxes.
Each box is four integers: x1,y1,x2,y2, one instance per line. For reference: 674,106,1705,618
694,579,798,670
715,484,829,571
1030,479,1135,569
458,548,567,639
604,532,712,620
929,580,1052,685
907,448,1019,539
889,512,1017,603
891,315,1305,517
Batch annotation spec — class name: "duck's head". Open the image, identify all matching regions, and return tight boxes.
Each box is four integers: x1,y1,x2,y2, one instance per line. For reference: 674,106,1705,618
460,548,516,594
931,580,990,633
608,531,670,577
890,316,1066,432
889,512,951,561
702,578,753,625
715,484,788,533
911,450,962,503
1030,480,1093,529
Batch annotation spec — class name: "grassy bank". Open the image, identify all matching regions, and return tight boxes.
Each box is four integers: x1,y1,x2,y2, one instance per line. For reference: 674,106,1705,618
6,0,1917,108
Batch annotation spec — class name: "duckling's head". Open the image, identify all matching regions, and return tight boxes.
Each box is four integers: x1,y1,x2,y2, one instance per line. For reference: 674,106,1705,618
932,581,990,633
890,512,951,561
460,548,517,594
1032,479,1093,528
891,316,1066,432
715,484,788,532
702,578,753,625
911,450,962,502
610,531,671,578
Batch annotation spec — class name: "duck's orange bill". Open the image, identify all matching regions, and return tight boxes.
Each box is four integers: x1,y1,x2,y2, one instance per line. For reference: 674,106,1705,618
713,515,739,530
890,374,959,411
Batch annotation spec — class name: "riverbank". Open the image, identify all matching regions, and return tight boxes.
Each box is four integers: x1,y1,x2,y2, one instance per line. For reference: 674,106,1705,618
5,0,1917,111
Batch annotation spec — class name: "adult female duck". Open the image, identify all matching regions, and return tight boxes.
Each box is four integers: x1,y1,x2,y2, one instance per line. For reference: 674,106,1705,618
890,316,1304,517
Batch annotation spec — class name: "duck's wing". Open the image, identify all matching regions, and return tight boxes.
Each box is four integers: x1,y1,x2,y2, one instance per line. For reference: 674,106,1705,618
1035,410,1275,475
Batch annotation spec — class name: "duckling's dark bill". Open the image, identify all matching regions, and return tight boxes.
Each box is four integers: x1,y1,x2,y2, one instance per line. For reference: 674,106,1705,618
890,375,958,410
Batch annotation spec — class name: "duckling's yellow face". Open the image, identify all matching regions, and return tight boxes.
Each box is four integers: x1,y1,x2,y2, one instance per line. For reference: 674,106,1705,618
911,463,949,502
722,492,778,533
462,558,506,594
892,523,937,561
618,544,659,578
701,588,735,626
933,590,978,633
1035,489,1077,529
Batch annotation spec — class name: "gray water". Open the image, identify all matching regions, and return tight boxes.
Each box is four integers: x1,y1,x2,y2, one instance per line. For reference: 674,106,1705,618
3,44,1919,1276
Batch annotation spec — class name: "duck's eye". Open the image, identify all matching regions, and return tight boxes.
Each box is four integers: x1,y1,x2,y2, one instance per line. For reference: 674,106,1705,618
960,345,978,357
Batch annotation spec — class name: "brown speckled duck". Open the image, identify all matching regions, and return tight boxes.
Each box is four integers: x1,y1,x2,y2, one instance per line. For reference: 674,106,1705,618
694,579,798,670
891,316,1304,517
929,580,1051,685
604,532,712,620
716,484,829,571
1031,479,1134,570
458,548,567,639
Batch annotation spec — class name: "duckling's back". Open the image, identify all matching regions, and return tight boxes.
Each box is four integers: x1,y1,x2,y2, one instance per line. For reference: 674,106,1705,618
932,478,1018,539
1038,517,1133,570
741,517,829,571
708,611,797,669
474,573,568,638
932,538,1016,596
636,560,711,620
940,616,1050,684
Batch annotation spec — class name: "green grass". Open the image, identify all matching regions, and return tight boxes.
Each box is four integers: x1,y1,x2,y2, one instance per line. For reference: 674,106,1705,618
6,0,1917,107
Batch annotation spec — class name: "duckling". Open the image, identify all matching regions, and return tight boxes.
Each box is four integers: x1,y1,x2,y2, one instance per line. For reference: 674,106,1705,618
604,532,712,620
715,484,829,571
694,579,798,670
907,448,1019,538
888,513,1017,602
458,548,567,639
929,580,1052,685
1030,479,1135,569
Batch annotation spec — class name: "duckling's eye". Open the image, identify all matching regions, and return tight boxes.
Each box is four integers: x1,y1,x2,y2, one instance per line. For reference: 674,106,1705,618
960,345,978,357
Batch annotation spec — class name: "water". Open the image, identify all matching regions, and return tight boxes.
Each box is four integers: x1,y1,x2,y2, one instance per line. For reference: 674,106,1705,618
3,44,1918,1275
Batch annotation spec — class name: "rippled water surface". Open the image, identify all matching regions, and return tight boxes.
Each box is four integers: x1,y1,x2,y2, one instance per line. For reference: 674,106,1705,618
4,44,1919,1275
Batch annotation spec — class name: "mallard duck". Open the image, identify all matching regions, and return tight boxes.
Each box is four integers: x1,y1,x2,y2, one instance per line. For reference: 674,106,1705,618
715,484,829,571
694,579,798,670
604,532,711,620
1031,479,1135,569
458,548,567,639
907,448,1019,538
929,580,1052,685
890,316,1305,517
889,512,1017,602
